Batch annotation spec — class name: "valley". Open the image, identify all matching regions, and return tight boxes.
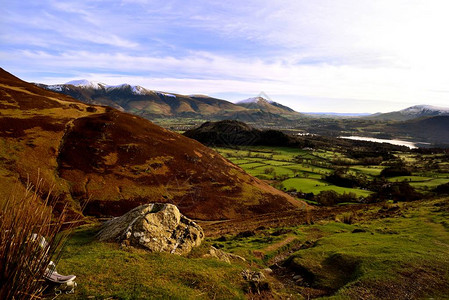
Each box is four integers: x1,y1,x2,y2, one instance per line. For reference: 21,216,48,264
37,80,449,147
3,1,449,299
1,68,449,299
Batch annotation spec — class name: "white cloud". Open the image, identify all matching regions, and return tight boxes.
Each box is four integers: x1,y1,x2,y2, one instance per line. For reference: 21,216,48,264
2,0,449,112
6,49,448,112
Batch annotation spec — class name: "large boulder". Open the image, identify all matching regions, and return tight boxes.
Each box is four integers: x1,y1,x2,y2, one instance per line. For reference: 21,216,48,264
97,203,204,255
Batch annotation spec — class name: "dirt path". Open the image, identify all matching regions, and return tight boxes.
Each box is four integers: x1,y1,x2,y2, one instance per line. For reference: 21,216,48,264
200,205,350,237
200,201,406,238
263,235,296,253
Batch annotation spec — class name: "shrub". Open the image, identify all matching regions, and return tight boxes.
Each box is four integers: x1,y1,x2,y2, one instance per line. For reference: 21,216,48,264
325,169,367,188
0,180,70,299
380,166,411,178
263,167,274,174
367,182,423,203
315,190,339,206
338,212,355,224
434,182,449,195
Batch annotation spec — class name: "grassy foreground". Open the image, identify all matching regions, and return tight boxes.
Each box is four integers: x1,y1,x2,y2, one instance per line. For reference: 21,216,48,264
57,198,449,299
58,226,247,299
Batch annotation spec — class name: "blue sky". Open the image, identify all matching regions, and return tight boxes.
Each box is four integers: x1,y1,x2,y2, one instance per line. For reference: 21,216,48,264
1,0,449,113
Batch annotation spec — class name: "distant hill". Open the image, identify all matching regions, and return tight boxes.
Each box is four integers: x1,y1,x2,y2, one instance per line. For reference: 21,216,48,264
36,81,301,122
387,115,449,145
183,120,296,147
367,105,449,121
1,68,303,220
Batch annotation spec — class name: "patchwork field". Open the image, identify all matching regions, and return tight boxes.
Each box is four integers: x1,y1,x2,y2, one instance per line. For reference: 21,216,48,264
216,146,449,203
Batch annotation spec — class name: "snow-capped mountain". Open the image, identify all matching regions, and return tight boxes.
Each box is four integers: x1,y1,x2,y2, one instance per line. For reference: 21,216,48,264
235,96,299,115
65,79,106,89
368,104,449,121
401,105,449,115
237,96,274,105
42,80,155,96
35,80,303,121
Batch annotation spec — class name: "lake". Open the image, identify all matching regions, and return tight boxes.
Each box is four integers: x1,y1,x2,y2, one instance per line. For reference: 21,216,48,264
339,136,419,149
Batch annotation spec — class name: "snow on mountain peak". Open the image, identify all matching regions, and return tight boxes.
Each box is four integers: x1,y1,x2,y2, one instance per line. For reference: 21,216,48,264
237,96,273,104
131,85,148,95
65,79,105,89
63,80,151,95
402,105,449,114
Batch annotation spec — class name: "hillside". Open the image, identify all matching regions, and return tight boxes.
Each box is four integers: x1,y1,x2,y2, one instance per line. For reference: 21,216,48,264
0,68,303,220
367,105,449,121
36,81,299,122
388,115,449,145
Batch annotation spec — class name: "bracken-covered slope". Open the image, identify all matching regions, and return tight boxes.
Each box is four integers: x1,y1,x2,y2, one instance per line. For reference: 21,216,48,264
0,68,303,220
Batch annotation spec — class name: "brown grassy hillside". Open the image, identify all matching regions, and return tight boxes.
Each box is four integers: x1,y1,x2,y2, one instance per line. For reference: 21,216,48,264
0,68,303,220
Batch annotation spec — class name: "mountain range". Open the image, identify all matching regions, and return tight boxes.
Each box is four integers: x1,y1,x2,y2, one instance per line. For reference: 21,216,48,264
0,68,303,220
36,80,301,122
37,80,449,124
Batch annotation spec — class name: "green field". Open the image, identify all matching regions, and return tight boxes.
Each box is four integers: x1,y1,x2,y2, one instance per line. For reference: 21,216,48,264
217,147,376,199
283,178,372,197
388,176,449,189
216,146,449,202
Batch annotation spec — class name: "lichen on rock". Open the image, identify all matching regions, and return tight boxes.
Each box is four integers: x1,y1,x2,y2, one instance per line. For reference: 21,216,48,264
97,203,204,255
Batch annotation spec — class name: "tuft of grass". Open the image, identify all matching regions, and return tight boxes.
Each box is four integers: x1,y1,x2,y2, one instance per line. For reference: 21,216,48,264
339,212,356,225
0,179,70,299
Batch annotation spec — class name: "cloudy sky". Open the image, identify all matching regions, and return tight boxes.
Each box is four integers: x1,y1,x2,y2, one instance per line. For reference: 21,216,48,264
1,0,449,113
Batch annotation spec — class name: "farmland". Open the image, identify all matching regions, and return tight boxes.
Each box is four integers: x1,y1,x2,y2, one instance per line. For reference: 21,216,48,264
216,146,449,204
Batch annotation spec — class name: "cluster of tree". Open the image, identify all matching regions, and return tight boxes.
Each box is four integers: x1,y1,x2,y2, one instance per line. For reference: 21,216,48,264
314,190,359,206
287,189,360,206
434,182,449,195
346,149,393,165
324,168,368,188
366,181,423,203
379,166,411,177
379,160,412,177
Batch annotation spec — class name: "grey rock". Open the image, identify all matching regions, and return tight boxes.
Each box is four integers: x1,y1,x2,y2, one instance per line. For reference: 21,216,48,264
241,269,270,293
97,203,204,255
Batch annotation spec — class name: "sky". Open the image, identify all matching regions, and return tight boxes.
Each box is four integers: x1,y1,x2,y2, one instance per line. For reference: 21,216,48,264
1,0,449,113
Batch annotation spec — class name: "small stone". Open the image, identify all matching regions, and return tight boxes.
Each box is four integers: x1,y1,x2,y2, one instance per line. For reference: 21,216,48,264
204,246,246,263
263,268,273,274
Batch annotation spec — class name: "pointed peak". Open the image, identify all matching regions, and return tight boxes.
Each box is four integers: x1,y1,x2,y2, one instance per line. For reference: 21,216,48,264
237,96,273,104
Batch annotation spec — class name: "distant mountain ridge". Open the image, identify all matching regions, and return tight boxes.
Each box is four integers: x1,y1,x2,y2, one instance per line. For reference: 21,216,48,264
367,105,449,121
36,80,302,122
